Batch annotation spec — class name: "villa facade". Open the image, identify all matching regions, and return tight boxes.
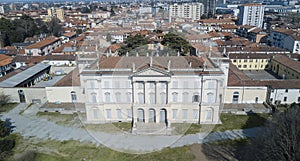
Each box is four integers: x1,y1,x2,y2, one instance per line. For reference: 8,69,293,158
80,56,229,127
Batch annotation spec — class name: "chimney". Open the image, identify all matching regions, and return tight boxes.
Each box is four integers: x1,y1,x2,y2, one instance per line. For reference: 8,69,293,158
126,52,129,57
150,57,153,67
168,60,171,71
189,61,192,67
132,63,136,72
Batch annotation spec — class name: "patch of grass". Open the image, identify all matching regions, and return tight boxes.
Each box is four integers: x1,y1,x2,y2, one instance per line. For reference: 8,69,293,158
172,113,270,135
212,113,270,132
172,123,201,135
36,112,79,126
208,138,249,146
83,122,132,133
0,103,18,113
13,138,195,161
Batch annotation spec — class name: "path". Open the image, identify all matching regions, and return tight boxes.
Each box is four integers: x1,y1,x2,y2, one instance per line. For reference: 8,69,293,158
1,103,263,153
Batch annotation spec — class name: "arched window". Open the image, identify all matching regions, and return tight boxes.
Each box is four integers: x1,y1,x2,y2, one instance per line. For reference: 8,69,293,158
232,91,239,103
183,92,189,103
71,91,77,102
160,92,166,104
172,92,178,102
192,92,200,102
104,92,110,103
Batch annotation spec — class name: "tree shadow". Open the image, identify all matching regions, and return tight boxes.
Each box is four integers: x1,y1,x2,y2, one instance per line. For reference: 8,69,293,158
201,112,268,160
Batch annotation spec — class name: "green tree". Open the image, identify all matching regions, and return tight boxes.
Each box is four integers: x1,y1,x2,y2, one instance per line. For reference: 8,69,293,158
118,34,149,55
161,32,191,56
106,33,112,42
47,17,62,37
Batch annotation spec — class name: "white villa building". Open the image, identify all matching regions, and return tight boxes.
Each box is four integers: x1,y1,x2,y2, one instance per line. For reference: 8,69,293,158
79,55,229,131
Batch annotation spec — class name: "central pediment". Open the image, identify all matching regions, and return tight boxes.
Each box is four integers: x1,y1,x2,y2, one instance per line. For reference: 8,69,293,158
132,66,172,77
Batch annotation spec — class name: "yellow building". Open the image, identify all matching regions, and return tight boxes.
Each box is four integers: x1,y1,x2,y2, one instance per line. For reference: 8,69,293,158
229,53,271,70
269,55,300,79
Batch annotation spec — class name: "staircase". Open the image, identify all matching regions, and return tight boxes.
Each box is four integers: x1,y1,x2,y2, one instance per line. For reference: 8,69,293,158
133,122,171,135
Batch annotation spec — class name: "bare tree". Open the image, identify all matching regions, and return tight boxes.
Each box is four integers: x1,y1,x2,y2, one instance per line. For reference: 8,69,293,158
249,105,300,161
0,94,10,106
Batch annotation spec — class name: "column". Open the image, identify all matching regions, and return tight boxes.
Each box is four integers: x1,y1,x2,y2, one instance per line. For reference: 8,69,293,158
143,81,146,104
155,81,158,105
144,81,148,104
166,81,170,104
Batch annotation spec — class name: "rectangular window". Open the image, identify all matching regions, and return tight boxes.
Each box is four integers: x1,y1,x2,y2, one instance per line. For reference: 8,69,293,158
115,93,121,102
117,109,122,119
114,81,120,88
172,109,178,119
233,59,237,62
173,81,178,88
284,97,287,102
149,82,155,89
126,92,132,102
138,93,144,104
208,80,214,89
193,109,198,119
127,109,132,119
285,89,288,93
93,109,98,119
106,109,111,119
194,81,199,88
243,65,247,68
182,109,188,119
138,82,144,89
183,81,188,88
104,81,110,88
160,82,166,88
255,97,258,103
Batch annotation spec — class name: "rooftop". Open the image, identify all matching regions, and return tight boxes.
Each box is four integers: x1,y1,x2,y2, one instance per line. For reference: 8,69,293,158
0,63,51,87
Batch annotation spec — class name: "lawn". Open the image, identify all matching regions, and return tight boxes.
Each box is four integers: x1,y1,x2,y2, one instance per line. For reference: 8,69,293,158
36,112,80,126
83,122,132,133
172,113,270,135
0,103,18,113
172,123,202,135
11,137,195,161
212,113,270,132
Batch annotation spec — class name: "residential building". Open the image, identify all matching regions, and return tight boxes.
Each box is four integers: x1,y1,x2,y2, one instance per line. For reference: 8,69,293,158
48,7,65,21
25,36,62,56
0,54,13,77
169,3,204,22
237,4,265,28
269,28,300,54
199,0,217,18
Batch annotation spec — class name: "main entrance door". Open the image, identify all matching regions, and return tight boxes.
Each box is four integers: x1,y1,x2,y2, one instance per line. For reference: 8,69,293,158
149,109,156,123
160,109,167,123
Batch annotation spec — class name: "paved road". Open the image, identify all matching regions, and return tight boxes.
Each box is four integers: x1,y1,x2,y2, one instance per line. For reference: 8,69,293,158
1,103,263,153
